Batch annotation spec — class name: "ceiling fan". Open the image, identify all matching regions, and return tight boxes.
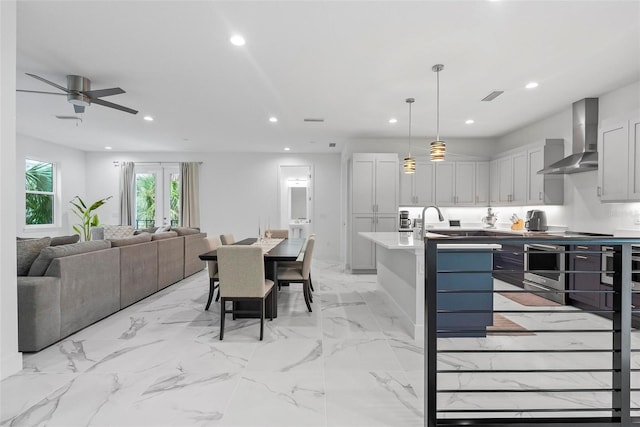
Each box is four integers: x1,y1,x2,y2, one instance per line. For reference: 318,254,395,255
17,73,138,115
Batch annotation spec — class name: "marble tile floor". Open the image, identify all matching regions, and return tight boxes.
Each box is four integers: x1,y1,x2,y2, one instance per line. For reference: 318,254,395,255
2,260,639,426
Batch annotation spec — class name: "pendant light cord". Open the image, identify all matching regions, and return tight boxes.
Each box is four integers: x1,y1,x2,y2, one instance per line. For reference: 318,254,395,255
436,69,440,141
408,100,412,157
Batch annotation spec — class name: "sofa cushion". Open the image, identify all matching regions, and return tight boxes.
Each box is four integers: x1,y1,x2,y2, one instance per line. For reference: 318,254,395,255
17,237,52,276
103,225,135,240
134,227,158,235
28,240,111,276
108,233,153,247
171,226,201,236
51,234,80,246
151,231,179,241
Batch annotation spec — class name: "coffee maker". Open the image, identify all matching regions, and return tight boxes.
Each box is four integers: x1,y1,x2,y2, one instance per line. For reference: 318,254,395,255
399,210,411,230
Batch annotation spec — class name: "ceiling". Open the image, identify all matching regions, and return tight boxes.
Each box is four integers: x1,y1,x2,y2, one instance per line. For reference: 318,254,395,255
15,1,640,153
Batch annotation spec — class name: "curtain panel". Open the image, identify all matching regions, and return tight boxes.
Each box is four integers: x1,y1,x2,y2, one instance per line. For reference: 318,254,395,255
119,161,135,226
180,162,200,228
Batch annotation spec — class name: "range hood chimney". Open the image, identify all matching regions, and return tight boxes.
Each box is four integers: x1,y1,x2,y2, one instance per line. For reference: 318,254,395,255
538,98,599,174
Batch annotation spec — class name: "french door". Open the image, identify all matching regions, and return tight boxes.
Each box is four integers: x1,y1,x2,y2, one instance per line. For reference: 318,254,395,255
134,165,180,229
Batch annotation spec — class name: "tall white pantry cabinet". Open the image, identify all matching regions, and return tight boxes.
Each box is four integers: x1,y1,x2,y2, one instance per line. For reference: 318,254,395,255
349,153,399,272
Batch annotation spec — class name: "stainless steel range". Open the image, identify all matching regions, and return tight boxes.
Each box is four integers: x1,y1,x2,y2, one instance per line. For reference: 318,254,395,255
523,231,613,304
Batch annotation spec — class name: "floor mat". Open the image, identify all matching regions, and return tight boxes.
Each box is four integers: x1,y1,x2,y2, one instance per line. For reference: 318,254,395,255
486,313,534,336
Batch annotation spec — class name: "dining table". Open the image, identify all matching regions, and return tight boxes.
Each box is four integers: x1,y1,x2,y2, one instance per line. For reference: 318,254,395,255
199,237,306,318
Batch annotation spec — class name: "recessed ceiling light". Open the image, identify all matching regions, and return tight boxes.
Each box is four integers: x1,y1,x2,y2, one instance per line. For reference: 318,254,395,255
104,146,112,150
143,115,154,121
465,119,475,125
388,118,398,124
269,116,278,123
230,34,246,46
525,82,539,89
284,147,291,151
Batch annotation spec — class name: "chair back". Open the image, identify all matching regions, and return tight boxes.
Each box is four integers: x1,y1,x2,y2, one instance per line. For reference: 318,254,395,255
301,237,315,279
217,246,266,298
204,236,221,276
267,229,288,238
220,234,235,245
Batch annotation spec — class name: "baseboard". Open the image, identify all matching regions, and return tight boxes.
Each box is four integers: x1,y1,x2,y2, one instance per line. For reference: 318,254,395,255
1,351,23,380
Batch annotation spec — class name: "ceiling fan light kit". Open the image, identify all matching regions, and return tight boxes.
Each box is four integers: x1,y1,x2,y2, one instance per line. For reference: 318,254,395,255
17,73,138,115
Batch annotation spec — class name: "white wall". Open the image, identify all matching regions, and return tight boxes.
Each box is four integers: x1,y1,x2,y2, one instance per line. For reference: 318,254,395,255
85,152,342,261
498,80,640,234
1,0,22,380
343,137,497,161
16,134,86,237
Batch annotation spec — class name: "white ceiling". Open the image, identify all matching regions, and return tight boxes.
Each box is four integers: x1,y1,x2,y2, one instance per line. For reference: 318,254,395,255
15,0,640,154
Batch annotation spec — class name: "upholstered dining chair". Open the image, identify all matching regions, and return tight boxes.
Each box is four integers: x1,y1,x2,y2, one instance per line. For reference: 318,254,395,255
276,236,315,312
279,234,316,294
217,245,275,340
266,229,288,238
220,234,235,245
203,236,221,310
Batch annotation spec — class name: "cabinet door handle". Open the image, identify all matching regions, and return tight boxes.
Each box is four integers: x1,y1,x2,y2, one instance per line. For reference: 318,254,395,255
597,186,601,197
577,246,589,250
495,265,504,269
575,255,588,260
475,195,478,203
539,191,542,200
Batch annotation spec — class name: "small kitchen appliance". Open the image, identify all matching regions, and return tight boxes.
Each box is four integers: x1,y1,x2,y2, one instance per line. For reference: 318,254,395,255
481,207,498,228
525,210,548,231
399,210,411,230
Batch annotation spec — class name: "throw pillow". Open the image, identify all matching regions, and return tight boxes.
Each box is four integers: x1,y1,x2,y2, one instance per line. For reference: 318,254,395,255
103,225,135,240
50,234,80,246
171,226,201,236
28,240,111,276
16,237,52,276
154,225,171,234
108,233,153,247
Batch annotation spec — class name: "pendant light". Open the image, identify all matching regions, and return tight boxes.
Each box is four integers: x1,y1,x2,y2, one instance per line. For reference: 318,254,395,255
403,97,416,174
430,64,446,162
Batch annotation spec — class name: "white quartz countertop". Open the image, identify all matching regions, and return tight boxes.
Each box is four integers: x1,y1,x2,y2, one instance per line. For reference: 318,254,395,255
359,232,501,250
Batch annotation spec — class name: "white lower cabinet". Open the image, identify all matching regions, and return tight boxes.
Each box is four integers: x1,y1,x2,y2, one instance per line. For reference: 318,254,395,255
350,214,397,271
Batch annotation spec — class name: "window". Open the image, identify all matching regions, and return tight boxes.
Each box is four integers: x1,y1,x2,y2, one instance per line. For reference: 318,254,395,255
25,159,56,226
134,165,180,229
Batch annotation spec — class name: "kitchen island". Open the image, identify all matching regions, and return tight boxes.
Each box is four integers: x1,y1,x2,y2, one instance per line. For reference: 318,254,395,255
359,231,500,339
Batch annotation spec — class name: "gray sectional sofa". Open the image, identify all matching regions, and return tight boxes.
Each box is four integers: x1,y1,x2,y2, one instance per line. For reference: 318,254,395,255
16,228,207,352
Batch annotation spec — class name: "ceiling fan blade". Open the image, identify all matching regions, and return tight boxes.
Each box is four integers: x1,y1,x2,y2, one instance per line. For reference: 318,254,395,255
16,89,67,95
90,98,138,115
83,87,125,98
25,73,69,93
73,104,85,114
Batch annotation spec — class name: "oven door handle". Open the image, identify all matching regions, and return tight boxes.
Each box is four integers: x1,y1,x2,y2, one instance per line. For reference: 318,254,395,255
526,244,562,251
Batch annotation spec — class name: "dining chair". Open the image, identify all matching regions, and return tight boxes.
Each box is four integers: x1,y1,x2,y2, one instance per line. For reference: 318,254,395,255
220,234,235,245
276,236,315,312
203,236,221,310
266,229,288,238
217,245,275,340
279,234,316,294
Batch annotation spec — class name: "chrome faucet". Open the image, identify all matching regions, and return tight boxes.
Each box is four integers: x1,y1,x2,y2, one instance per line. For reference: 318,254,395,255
421,205,445,240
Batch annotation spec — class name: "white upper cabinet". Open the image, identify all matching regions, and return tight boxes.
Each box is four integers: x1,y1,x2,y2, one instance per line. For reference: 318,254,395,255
399,158,435,206
526,139,564,205
433,161,486,207
475,161,490,205
599,111,640,202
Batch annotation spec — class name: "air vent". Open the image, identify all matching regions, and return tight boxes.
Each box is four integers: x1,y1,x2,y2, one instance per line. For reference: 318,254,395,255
304,118,324,122
329,143,336,148
481,90,504,102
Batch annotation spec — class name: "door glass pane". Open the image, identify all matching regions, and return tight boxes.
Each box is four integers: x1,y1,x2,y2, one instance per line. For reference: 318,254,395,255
136,173,156,229
169,172,180,226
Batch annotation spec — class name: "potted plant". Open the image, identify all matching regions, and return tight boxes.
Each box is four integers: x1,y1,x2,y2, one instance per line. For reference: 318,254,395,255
70,195,112,241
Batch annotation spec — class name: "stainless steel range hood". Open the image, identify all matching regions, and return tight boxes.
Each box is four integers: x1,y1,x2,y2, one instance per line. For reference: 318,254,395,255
538,98,599,174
